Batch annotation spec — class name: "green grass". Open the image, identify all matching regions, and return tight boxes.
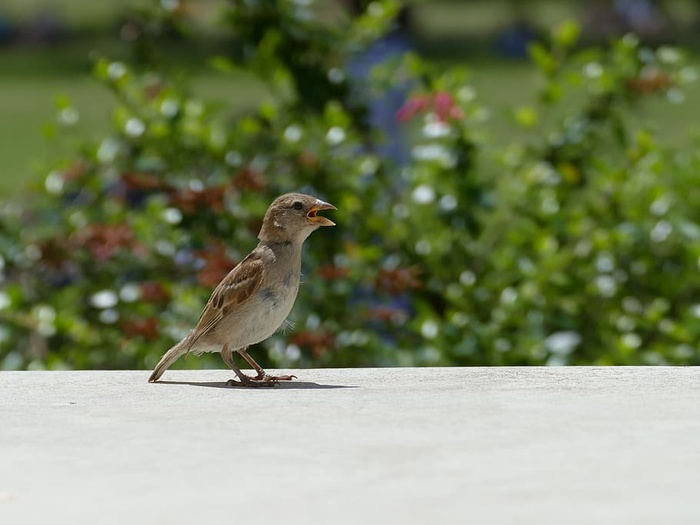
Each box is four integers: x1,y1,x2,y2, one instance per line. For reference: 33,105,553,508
0,69,267,196
4,0,697,34
0,76,111,195
2,0,700,197
2,0,128,28
2,58,700,197
470,60,700,145
414,0,700,35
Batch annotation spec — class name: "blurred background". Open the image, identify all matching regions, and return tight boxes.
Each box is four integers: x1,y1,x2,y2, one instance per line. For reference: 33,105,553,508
2,0,700,371
3,0,700,195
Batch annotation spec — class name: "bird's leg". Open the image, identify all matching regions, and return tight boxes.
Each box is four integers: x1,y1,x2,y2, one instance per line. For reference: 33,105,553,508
237,347,265,378
238,347,297,382
220,344,275,388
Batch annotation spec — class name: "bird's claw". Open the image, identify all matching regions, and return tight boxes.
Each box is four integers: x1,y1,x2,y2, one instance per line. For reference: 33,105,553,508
225,373,296,387
225,377,277,388
255,373,297,382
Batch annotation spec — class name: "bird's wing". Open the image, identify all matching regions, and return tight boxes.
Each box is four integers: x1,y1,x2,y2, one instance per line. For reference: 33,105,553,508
186,249,268,351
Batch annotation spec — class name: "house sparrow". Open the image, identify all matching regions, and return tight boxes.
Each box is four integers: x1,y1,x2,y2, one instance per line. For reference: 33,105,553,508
148,193,336,387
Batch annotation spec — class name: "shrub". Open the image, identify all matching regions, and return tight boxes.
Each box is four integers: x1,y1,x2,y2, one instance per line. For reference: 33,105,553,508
1,1,699,370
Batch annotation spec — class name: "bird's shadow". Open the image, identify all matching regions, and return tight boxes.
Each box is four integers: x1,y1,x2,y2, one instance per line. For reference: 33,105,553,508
158,380,356,390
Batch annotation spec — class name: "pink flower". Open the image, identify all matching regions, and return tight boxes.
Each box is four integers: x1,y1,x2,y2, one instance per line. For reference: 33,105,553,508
434,91,464,122
434,92,454,118
449,107,464,120
396,94,430,122
395,91,463,123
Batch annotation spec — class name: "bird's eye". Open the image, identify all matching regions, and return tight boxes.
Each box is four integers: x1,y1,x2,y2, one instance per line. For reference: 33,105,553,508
292,201,303,210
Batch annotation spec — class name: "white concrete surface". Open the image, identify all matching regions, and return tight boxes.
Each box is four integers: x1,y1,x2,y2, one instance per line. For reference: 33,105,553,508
1,367,699,524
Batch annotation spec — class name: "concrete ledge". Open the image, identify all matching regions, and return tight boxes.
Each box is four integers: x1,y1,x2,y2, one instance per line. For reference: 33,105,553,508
2,367,699,524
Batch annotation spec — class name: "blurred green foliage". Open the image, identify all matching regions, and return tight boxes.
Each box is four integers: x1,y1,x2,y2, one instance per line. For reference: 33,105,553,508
1,0,700,370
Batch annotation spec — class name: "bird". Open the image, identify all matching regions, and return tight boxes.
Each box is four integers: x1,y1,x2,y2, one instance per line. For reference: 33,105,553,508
148,192,336,387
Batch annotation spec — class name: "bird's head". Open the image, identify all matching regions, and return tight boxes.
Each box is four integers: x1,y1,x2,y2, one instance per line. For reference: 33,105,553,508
259,193,336,243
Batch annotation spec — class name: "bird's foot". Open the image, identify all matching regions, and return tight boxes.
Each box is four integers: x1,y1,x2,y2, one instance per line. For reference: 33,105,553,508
253,372,297,382
225,376,277,388
225,371,296,388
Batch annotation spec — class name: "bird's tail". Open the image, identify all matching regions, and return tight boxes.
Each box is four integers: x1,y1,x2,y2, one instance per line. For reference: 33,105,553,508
148,333,193,383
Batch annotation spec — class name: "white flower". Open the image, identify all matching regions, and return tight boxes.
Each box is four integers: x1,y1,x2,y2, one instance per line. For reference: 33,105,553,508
283,125,303,143
544,331,581,355
90,290,118,309
325,126,346,145
412,184,435,205
125,117,146,138
421,320,439,339
107,62,127,81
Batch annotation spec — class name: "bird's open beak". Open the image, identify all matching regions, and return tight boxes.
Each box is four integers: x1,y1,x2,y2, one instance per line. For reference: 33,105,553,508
307,200,336,227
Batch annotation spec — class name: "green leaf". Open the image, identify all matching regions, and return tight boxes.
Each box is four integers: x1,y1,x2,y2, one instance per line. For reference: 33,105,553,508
54,95,72,110
209,55,237,73
515,106,538,128
552,19,580,49
42,123,58,140
259,101,277,121
528,43,556,77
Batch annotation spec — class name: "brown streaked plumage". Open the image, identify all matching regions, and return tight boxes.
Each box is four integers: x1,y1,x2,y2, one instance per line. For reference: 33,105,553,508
148,193,336,387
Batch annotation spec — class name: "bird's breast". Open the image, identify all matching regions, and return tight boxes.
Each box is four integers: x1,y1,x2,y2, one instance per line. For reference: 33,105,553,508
231,273,300,346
